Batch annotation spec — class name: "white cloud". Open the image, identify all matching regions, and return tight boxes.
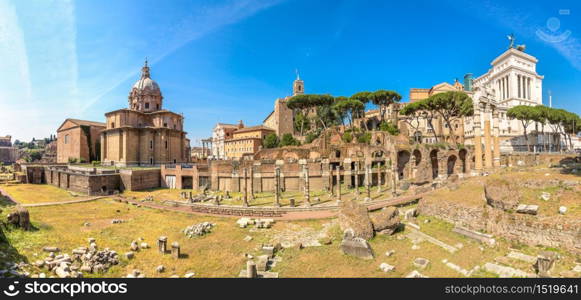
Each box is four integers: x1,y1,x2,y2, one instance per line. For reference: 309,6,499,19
0,0,78,141
0,0,284,141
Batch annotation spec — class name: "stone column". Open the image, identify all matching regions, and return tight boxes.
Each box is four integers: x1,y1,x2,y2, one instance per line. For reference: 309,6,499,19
274,166,281,207
473,104,483,172
484,107,493,169
391,162,397,196
336,165,341,203
377,162,382,193
384,158,390,189
242,168,249,207
304,165,311,207
329,164,334,196
354,162,360,197
321,159,330,193
492,109,501,168
365,164,371,201
249,166,255,200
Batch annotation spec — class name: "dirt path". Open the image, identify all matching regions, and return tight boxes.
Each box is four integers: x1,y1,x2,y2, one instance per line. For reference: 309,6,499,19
0,187,105,207
122,192,424,221
1,185,424,221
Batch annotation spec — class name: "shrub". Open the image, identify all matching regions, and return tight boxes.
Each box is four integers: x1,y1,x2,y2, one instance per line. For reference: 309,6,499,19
263,133,279,148
279,133,300,147
91,161,101,167
68,157,78,164
342,132,353,143
305,132,320,144
357,132,371,144
379,121,399,135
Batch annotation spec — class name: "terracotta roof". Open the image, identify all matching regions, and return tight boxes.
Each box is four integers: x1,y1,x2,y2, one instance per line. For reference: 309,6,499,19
58,118,105,131
234,125,275,134
67,119,106,127
215,123,239,128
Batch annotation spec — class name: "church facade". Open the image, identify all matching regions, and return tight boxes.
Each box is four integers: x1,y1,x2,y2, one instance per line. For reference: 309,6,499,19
100,61,189,167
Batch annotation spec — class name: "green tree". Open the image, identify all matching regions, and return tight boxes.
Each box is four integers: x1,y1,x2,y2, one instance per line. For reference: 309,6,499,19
263,133,279,148
399,101,425,142
333,99,365,129
279,133,300,147
423,91,473,145
368,90,402,122
379,121,400,135
350,91,372,130
529,105,548,151
287,94,334,135
507,105,540,152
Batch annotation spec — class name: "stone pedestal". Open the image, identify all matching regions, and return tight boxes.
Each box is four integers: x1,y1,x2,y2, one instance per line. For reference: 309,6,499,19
158,236,167,253
171,242,180,259
246,260,257,278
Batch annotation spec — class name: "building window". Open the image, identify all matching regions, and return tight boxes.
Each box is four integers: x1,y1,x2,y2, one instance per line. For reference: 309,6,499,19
150,140,153,149
156,104,160,110
165,141,168,149
164,123,168,127
64,134,69,144
150,158,153,164
111,122,115,128
145,102,149,109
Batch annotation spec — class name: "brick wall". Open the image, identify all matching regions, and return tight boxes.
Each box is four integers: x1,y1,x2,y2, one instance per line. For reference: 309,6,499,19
120,169,161,191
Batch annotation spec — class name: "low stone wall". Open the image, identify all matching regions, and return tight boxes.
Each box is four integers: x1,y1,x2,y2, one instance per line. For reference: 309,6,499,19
418,198,581,254
501,153,577,167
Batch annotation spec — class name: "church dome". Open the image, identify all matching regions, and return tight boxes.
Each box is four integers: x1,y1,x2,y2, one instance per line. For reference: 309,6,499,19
130,59,160,94
132,76,160,93
128,59,163,112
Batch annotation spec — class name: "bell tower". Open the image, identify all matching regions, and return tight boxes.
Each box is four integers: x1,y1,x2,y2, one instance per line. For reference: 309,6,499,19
292,69,304,96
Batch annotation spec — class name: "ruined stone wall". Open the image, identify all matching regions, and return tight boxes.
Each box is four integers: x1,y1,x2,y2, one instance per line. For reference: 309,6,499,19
419,198,581,254
120,169,160,191
502,153,577,167
0,147,17,164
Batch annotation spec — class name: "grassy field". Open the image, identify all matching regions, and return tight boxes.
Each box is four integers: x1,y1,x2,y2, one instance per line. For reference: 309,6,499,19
1,167,580,278
0,184,82,204
423,167,581,219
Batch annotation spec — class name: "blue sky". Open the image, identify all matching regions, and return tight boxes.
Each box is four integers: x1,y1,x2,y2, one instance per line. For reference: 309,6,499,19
1,0,580,145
